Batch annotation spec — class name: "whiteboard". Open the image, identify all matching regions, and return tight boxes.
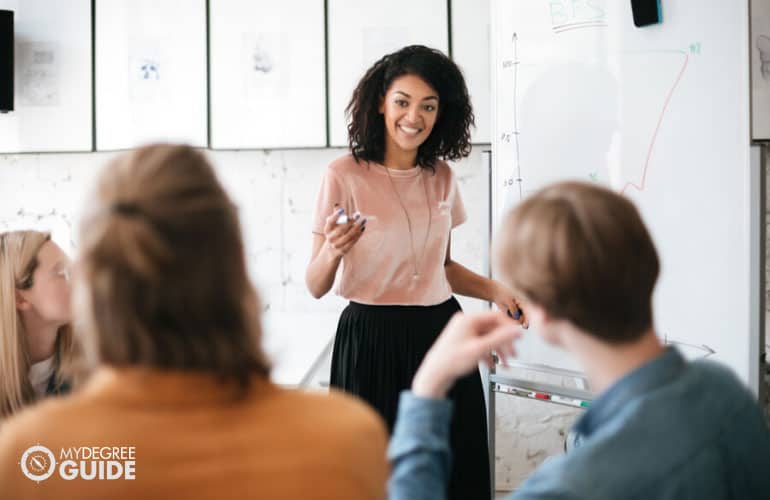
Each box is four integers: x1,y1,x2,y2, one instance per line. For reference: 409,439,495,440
95,0,207,150
209,0,325,149
0,0,92,153
751,0,770,141
492,0,762,389
451,0,491,144
327,0,449,147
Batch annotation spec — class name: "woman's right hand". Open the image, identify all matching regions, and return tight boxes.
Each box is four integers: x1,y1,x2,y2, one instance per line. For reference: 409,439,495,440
323,208,367,259
306,208,365,299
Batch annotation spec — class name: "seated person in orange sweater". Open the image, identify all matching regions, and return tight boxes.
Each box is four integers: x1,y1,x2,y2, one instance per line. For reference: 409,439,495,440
0,144,388,500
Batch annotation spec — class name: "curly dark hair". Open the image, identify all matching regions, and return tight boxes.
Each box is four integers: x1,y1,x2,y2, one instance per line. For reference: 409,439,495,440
346,45,475,169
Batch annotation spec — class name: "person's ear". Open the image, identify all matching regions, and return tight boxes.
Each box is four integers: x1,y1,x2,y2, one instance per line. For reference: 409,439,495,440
524,303,548,328
378,95,385,114
528,304,565,345
15,289,31,311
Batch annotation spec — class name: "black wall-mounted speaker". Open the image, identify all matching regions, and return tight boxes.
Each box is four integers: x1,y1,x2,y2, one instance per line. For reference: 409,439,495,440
0,10,13,113
630,0,661,27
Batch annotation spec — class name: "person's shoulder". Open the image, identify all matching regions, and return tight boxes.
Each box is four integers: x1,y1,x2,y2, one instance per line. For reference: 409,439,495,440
325,388,387,429
273,386,386,435
690,358,741,381
0,396,82,462
429,160,458,187
432,159,454,177
328,153,369,177
512,453,586,500
688,359,751,400
687,360,766,420
271,388,388,495
520,425,674,500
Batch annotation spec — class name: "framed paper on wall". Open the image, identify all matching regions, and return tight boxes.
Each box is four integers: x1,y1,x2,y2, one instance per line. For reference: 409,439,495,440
327,0,449,147
95,0,207,150
209,0,326,149
0,0,92,153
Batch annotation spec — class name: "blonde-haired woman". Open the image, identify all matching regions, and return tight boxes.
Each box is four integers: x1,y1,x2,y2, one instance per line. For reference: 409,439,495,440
0,144,388,500
0,231,76,419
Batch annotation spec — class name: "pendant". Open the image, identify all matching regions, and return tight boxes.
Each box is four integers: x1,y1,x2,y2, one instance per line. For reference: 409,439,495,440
412,273,419,281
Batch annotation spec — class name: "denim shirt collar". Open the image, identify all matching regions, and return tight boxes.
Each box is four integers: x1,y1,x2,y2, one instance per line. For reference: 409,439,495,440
574,347,686,438
45,373,72,396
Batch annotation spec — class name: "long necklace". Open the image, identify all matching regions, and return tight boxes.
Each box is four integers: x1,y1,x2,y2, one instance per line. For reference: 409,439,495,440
383,165,432,281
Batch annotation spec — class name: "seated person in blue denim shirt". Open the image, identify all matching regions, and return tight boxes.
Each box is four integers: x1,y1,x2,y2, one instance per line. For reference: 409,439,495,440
388,181,770,500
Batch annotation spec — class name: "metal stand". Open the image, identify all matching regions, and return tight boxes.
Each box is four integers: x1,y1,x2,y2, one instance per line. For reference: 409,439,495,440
486,363,592,498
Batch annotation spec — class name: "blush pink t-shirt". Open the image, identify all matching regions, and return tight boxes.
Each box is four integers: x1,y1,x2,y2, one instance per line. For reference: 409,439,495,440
312,154,467,306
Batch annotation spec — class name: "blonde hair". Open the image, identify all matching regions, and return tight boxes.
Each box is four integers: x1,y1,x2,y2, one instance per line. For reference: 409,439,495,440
76,144,270,389
0,231,76,418
495,181,659,342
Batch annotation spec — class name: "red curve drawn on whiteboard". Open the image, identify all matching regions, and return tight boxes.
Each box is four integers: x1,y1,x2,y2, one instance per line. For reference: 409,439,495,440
621,53,689,194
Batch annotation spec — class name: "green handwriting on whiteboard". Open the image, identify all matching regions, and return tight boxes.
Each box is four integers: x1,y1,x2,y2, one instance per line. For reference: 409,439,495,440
549,0,607,33
549,0,605,26
689,42,701,54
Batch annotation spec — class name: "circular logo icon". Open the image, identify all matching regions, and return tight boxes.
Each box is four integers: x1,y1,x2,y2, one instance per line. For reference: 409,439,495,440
20,445,56,482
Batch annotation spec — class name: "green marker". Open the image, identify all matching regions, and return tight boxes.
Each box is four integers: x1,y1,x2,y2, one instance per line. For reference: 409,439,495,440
550,394,591,409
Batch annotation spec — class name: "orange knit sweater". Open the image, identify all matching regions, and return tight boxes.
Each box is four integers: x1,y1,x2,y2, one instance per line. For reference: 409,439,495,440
0,367,388,500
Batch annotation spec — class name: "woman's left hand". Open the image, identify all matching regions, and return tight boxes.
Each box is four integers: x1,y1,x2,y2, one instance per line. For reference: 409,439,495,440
491,281,528,328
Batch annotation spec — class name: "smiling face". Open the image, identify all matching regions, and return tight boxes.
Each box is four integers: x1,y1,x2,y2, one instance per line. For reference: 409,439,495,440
379,74,439,163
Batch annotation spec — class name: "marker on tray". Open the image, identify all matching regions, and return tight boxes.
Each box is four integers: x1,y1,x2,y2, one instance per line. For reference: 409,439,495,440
550,394,591,408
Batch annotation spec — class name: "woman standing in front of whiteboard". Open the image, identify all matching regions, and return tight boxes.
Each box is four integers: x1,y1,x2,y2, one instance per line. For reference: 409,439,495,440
306,45,523,500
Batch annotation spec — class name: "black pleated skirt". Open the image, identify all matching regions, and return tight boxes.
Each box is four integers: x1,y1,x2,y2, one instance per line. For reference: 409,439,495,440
330,296,491,500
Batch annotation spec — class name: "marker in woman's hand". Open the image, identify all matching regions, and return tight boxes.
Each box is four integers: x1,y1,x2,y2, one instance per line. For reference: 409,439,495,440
507,308,529,329
337,210,362,225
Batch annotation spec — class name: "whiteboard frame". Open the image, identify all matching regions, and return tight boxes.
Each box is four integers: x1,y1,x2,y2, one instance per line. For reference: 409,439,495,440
750,0,770,142
451,0,492,145
749,145,766,398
